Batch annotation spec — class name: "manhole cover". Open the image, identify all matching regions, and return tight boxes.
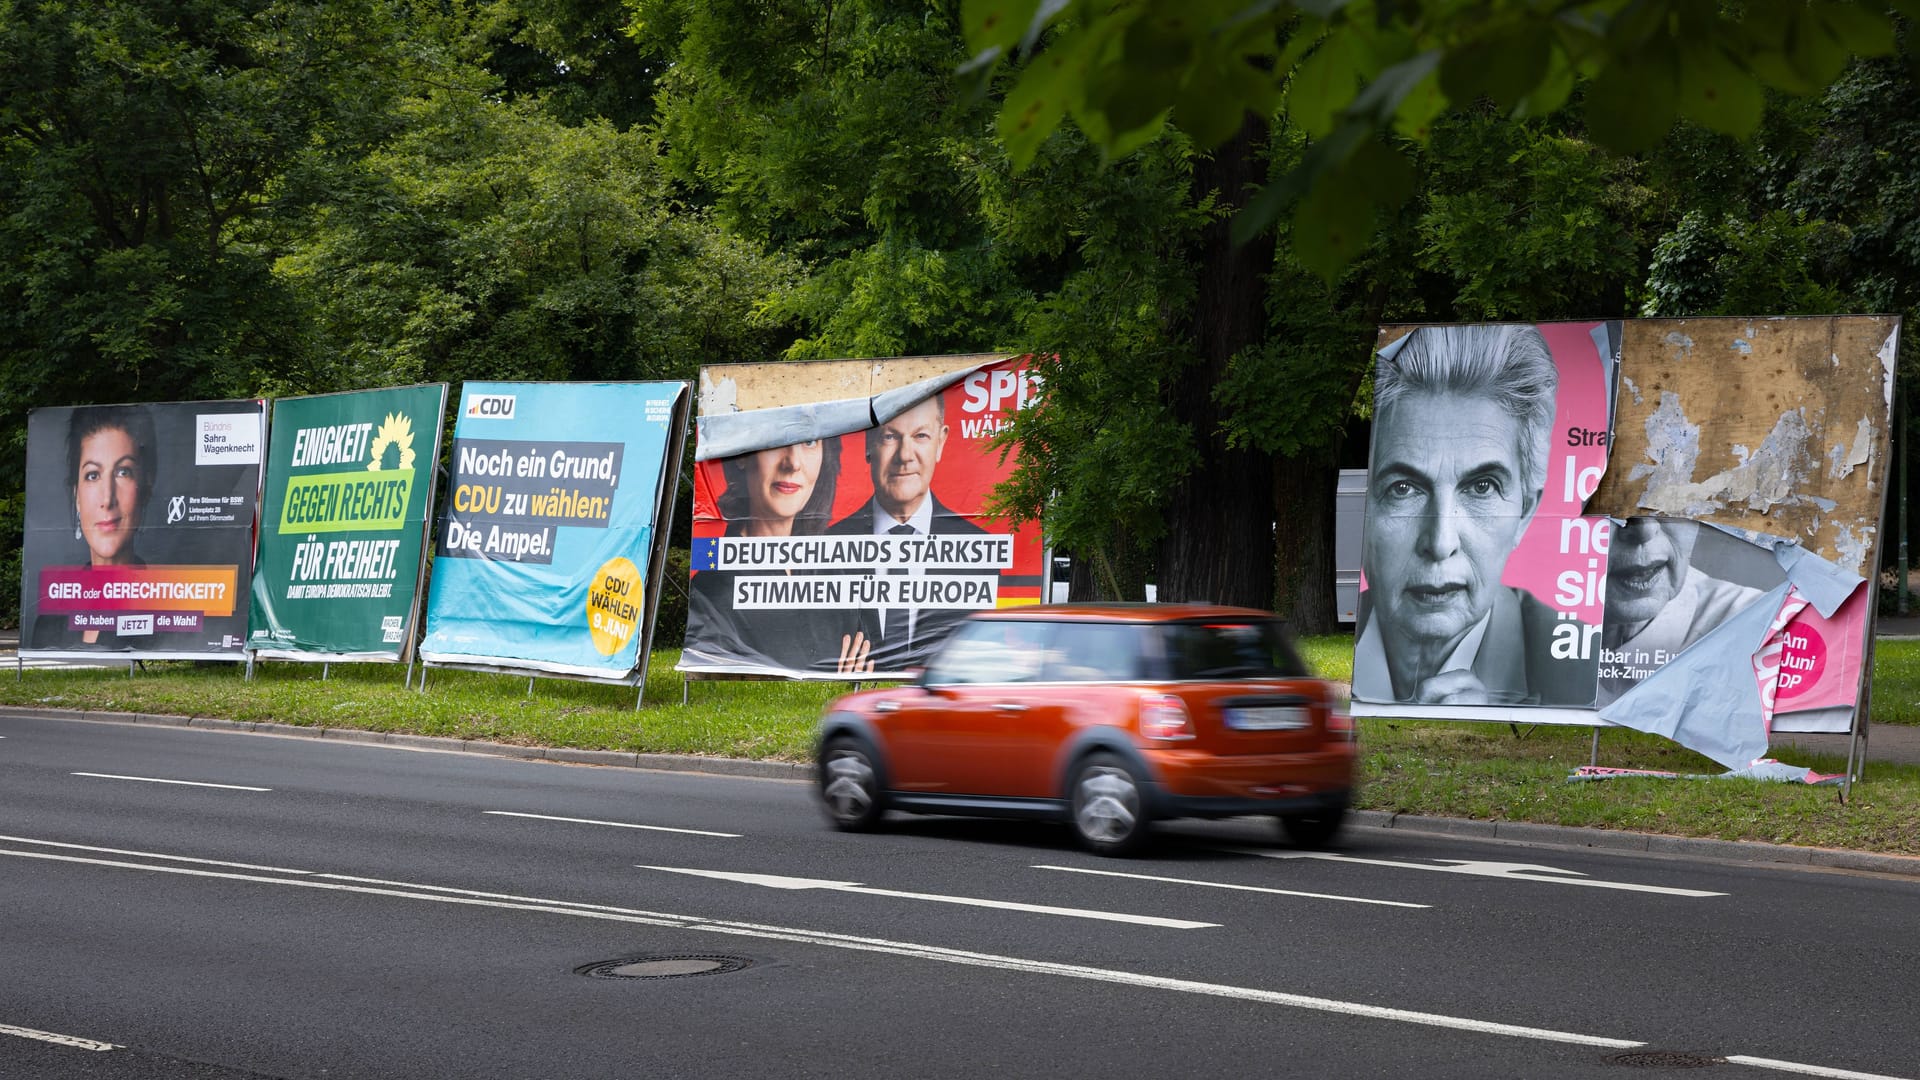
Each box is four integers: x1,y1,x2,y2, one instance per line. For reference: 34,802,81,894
576,954,752,980
1605,1051,1724,1069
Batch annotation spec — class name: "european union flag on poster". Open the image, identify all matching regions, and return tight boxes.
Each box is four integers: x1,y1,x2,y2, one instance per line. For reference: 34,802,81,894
420,381,690,680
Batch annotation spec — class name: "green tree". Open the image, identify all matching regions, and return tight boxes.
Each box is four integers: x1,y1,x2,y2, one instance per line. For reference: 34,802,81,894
959,0,1911,277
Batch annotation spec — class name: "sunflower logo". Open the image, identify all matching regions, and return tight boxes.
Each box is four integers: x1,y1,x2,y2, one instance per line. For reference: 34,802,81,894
367,412,416,472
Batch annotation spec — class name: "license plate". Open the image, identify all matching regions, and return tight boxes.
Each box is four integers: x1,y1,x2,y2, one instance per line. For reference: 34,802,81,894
1226,705,1309,730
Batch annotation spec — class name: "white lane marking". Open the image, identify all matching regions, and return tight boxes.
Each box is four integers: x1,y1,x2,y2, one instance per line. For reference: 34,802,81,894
0,1022,119,1051
71,772,270,792
484,811,739,838
1727,1056,1918,1080
1246,852,1727,898
14,838,1916,1077
0,835,313,875
638,865,1218,929
1,842,1638,1052
1033,864,1431,909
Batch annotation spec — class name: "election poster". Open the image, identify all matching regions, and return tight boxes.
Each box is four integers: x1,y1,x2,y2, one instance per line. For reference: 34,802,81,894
19,399,265,660
1353,315,1899,774
680,355,1047,679
248,384,448,661
417,381,692,681
1353,321,1618,716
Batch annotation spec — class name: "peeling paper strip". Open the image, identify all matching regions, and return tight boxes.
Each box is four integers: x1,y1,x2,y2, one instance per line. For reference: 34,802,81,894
694,359,1003,462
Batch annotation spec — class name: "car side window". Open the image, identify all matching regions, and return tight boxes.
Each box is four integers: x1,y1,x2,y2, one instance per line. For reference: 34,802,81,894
1040,623,1141,682
924,620,1054,685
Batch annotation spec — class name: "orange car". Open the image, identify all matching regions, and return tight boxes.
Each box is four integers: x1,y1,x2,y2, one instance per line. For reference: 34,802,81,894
814,604,1356,855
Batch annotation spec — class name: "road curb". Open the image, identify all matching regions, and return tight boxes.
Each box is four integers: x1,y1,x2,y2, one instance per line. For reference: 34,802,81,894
6,704,1912,872
1355,809,1920,878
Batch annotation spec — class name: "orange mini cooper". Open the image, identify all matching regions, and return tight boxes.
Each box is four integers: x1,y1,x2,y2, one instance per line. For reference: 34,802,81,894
814,604,1356,856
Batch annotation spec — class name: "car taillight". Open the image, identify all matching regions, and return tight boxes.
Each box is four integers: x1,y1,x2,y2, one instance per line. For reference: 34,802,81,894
1327,711,1356,741
1139,693,1194,741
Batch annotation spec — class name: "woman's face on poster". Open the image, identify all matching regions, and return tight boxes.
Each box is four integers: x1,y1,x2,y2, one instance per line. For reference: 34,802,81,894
747,439,823,526
1364,392,1534,650
75,425,143,565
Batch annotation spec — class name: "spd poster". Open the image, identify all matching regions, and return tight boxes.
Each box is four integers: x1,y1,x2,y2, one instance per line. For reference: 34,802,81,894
19,400,265,660
680,355,1047,679
248,384,447,660
418,381,690,680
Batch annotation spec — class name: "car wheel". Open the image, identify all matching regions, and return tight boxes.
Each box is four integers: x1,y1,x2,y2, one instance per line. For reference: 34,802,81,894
1070,752,1149,856
818,736,885,832
1279,805,1346,849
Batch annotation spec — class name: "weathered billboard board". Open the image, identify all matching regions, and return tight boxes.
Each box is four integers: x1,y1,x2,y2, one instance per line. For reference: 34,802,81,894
679,355,1047,679
1352,316,1899,771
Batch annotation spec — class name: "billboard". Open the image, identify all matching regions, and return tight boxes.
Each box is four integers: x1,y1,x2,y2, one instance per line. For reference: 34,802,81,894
680,355,1046,678
1353,322,1615,713
417,381,691,681
247,384,448,660
1352,316,1899,771
19,400,265,660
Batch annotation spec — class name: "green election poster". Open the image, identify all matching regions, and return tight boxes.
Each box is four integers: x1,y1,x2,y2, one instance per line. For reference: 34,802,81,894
249,384,448,659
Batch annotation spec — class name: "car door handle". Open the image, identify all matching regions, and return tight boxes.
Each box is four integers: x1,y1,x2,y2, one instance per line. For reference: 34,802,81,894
994,703,1028,713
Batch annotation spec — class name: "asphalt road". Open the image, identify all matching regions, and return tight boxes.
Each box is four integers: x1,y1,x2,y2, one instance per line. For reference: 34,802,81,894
4,712,1918,1080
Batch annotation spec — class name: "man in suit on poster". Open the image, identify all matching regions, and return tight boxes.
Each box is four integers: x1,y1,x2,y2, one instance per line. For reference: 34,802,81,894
829,392,986,671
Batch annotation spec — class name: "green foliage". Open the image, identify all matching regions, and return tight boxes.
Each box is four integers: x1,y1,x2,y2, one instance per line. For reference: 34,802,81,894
959,0,1908,276
0,0,396,467
279,86,799,392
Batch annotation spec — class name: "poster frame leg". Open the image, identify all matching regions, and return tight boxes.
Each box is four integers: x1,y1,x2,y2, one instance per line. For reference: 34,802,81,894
527,677,534,697
245,651,255,682
682,677,688,706
1589,726,1600,768
322,663,329,681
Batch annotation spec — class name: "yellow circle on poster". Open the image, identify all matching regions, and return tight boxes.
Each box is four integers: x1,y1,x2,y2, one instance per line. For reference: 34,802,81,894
586,557,643,656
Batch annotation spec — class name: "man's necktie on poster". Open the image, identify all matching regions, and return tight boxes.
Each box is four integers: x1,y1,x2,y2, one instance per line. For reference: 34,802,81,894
887,522,915,645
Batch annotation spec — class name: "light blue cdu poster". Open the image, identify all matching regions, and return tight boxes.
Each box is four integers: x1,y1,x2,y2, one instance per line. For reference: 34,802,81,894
419,381,691,681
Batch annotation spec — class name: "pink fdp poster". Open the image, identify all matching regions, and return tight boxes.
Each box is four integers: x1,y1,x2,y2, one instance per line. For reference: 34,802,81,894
1354,321,1616,710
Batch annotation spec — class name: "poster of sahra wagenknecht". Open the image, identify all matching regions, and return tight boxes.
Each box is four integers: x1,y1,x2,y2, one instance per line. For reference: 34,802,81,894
20,399,265,660
247,384,448,661
417,381,691,680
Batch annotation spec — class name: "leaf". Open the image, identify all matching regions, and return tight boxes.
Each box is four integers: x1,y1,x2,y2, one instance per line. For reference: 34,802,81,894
1512,53,1575,119
1786,7,1851,87
1811,2,1894,57
1349,49,1440,126
1291,179,1372,279
1286,33,1362,138
1439,22,1552,108
961,0,1039,53
1175,63,1256,148
998,46,1082,171
1676,43,1764,138
1583,51,1677,153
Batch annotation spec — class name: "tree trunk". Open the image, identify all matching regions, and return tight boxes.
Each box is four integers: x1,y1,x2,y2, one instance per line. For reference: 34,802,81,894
1272,453,1336,632
1156,117,1276,609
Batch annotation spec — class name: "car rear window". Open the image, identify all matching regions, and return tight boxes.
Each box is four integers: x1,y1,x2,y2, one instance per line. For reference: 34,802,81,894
1040,622,1142,682
1151,619,1310,680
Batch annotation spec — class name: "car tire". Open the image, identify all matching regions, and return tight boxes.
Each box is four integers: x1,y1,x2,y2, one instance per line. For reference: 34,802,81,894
1278,804,1346,849
1070,752,1149,856
818,736,885,832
